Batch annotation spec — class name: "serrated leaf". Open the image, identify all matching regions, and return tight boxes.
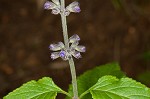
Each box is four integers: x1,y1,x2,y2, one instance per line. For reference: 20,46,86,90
90,75,150,99
66,63,125,99
4,77,70,99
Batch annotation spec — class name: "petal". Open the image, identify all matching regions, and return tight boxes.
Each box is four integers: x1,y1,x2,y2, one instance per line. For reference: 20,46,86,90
69,34,80,43
75,45,86,52
59,50,68,60
71,50,82,59
58,42,65,48
73,6,81,13
52,0,60,5
52,7,60,15
66,1,81,13
44,1,56,10
51,52,60,60
49,42,64,51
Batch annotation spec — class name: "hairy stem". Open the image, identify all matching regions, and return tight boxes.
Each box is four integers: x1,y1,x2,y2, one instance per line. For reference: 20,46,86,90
60,0,78,99
68,58,78,99
60,0,69,48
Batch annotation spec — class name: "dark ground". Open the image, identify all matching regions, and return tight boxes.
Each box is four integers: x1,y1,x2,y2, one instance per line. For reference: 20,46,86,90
0,0,150,98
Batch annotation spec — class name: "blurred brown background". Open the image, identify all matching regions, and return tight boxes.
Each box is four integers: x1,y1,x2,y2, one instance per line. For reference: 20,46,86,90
0,0,150,98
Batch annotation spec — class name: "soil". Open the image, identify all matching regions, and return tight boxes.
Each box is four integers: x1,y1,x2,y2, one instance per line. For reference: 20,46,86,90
0,0,150,98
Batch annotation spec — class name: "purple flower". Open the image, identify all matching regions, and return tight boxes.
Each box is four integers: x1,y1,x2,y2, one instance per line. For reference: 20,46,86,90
44,1,55,9
49,34,85,60
65,1,81,16
44,1,81,16
44,0,60,15
49,42,64,51
51,52,60,60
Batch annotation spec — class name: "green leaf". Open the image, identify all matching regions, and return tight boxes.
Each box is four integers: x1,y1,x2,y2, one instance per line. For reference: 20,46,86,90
66,63,125,99
90,75,150,99
4,77,71,99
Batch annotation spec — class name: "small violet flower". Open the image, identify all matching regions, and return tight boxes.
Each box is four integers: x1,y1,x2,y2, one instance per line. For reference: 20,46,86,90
44,0,60,15
44,0,81,16
65,1,81,16
49,34,86,60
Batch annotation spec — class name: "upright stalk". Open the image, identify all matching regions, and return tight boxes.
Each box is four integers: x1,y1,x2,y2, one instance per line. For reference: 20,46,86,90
60,0,78,99
60,0,69,48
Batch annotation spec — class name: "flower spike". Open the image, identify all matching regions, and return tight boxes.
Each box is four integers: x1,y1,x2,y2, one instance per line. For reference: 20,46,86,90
46,0,83,98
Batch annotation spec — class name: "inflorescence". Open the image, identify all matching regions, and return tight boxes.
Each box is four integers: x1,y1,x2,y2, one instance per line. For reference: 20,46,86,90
49,34,86,60
44,0,85,61
44,0,83,98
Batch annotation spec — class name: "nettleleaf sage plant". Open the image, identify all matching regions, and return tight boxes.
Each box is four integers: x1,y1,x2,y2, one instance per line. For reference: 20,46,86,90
4,0,150,99
44,0,85,98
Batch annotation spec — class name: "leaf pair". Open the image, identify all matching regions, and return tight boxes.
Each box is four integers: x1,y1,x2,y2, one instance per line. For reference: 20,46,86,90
4,63,150,99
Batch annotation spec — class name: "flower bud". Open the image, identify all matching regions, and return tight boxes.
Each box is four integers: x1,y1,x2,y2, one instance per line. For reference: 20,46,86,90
75,45,86,52
44,1,56,10
72,51,82,59
49,42,64,51
66,1,81,13
51,52,60,60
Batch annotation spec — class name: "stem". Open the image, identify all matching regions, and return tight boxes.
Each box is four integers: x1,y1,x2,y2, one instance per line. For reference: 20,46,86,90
61,90,72,98
60,0,69,48
68,58,78,99
60,0,78,99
